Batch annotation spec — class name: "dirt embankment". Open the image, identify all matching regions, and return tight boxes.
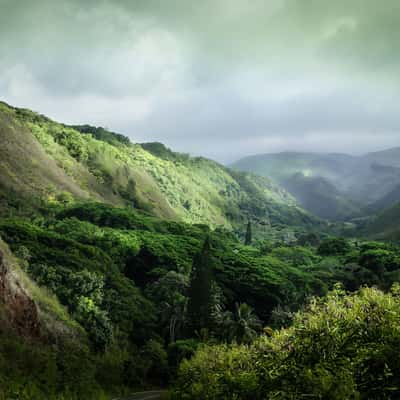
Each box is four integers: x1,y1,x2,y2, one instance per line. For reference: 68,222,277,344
0,248,40,338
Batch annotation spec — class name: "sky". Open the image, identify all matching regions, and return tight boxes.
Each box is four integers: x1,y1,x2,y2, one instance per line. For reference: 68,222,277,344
1,0,400,163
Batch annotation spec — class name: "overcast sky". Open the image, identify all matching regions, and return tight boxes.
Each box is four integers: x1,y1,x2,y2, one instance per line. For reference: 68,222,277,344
1,0,400,162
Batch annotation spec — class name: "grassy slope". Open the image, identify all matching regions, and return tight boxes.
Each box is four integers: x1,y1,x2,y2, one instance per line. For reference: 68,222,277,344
0,101,176,218
0,101,318,234
0,103,90,200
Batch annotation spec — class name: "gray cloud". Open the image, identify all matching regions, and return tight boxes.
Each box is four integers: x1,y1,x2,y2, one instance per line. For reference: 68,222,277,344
0,0,399,162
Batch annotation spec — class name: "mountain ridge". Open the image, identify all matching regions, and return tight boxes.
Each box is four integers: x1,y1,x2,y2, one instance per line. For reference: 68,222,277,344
0,100,320,239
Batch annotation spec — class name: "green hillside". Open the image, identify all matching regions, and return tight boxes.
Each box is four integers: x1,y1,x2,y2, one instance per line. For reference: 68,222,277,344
1,100,400,399
0,101,319,238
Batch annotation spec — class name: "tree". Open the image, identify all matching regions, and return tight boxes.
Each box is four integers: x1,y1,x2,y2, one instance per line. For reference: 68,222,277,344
245,221,252,245
297,232,321,247
186,237,214,335
318,237,351,256
75,296,113,350
150,271,189,343
222,303,261,344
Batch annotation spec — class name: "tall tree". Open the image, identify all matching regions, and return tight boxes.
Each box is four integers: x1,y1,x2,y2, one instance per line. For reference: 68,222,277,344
245,220,252,245
186,237,214,335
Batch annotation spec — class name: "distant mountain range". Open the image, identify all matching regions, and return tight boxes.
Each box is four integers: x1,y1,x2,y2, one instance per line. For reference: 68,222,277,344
231,149,400,221
363,201,400,241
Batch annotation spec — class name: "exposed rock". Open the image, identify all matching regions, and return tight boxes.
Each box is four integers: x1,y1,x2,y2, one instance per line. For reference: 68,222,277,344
0,248,41,338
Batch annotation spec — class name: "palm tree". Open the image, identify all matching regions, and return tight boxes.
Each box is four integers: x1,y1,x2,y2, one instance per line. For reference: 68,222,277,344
227,303,261,344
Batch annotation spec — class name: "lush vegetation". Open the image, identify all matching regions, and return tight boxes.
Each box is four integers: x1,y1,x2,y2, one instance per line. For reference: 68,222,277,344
0,100,321,239
1,100,400,399
1,196,400,398
171,285,400,399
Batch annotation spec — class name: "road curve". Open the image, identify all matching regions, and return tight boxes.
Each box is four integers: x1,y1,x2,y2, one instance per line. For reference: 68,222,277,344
116,390,165,400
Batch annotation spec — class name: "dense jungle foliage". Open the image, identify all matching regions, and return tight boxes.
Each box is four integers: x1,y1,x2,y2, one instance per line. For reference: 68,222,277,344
171,285,400,399
1,194,400,399
1,101,400,399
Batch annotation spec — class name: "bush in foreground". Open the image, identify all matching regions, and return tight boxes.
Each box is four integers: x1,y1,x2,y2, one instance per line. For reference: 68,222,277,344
171,285,400,399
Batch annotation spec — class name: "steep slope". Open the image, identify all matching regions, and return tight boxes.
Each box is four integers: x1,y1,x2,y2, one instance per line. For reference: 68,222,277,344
0,238,80,339
0,103,90,200
0,101,319,235
0,101,176,219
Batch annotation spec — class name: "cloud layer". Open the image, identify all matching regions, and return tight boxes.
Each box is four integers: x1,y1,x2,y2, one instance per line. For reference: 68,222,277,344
1,0,399,162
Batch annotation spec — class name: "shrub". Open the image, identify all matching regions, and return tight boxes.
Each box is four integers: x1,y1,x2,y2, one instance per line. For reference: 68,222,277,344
171,285,400,399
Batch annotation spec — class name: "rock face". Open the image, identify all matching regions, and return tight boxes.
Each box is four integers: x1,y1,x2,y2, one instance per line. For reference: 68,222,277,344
0,248,40,338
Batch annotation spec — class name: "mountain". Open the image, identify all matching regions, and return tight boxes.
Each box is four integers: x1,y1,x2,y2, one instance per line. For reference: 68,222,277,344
0,100,346,398
0,101,320,238
0,99,331,398
1,100,400,399
231,150,400,219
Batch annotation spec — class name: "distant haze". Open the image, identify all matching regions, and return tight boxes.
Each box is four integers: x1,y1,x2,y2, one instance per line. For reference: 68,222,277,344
1,0,400,162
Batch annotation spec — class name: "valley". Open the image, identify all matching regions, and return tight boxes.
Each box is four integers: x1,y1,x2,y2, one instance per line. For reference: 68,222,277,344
0,101,399,399
231,150,400,223
2,1,400,398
